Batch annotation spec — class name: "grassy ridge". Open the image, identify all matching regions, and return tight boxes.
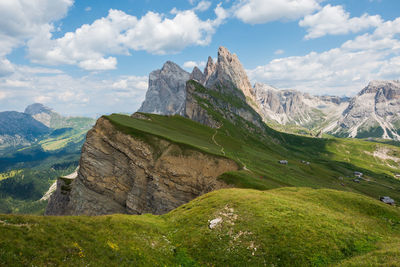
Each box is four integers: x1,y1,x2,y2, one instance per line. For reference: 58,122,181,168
1,188,399,266
106,111,400,203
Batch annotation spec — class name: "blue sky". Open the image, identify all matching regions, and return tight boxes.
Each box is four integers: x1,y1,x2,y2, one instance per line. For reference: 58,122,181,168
0,0,399,116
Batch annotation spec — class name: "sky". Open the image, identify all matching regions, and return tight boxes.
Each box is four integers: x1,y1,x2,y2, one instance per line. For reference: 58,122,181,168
0,0,399,117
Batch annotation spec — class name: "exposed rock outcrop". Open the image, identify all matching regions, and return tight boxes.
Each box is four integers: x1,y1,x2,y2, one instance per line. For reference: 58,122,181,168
327,80,400,140
250,83,349,130
189,66,205,83
205,47,253,100
24,103,55,127
138,61,190,115
46,117,239,216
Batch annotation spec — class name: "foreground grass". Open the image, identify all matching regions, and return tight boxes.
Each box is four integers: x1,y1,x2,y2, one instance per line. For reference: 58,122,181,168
1,188,400,266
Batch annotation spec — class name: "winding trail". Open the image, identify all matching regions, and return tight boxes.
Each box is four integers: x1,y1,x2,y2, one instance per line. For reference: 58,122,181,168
212,128,225,156
211,125,252,173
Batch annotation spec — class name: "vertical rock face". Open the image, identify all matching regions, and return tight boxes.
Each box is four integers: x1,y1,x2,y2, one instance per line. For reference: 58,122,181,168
250,83,349,129
205,47,253,100
138,61,190,115
46,117,239,216
137,47,255,118
203,56,216,83
328,80,400,140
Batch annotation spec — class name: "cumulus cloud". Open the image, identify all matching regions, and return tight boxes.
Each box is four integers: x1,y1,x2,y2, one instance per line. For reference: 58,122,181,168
233,0,321,24
0,0,73,56
300,5,382,39
0,65,148,116
0,58,15,77
183,60,206,70
28,6,227,70
248,17,400,96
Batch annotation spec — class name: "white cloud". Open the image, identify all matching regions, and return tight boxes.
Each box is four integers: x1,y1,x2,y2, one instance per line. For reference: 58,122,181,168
28,6,227,70
0,58,15,77
233,0,321,24
0,66,149,116
248,17,400,96
194,1,212,12
274,49,285,55
85,7,92,12
112,76,148,90
300,5,382,39
183,60,206,70
0,0,73,56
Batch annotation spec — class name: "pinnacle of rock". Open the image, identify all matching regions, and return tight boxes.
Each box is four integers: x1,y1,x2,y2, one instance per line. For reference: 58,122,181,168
205,46,253,100
190,66,205,83
203,56,216,83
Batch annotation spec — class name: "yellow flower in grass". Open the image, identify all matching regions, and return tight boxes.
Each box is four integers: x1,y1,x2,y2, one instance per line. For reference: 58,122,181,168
107,240,119,251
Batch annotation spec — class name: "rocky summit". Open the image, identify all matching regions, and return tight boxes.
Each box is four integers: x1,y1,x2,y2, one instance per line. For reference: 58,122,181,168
249,83,349,131
138,61,190,115
326,80,400,140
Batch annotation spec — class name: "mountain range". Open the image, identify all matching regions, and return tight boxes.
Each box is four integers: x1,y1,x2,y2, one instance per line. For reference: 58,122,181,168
46,47,400,216
2,47,400,266
139,50,400,140
0,103,95,153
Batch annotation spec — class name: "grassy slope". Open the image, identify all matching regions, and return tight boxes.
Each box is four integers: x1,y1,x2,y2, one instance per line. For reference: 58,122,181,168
1,188,399,266
106,111,400,202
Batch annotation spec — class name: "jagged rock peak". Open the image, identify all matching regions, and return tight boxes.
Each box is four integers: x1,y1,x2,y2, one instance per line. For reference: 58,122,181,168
138,61,190,115
189,66,205,83
24,103,53,115
360,80,400,98
203,56,216,82
205,46,253,99
161,61,185,73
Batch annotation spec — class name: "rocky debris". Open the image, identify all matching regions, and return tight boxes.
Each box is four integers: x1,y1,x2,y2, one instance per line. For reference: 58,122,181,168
328,80,400,140
189,66,205,83
138,61,190,115
46,117,239,216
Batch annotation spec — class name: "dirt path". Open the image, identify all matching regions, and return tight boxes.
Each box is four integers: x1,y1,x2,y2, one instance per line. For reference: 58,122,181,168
211,125,252,172
212,129,225,156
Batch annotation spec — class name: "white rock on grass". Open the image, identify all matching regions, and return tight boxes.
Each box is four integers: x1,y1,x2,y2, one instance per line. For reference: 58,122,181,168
209,217,222,229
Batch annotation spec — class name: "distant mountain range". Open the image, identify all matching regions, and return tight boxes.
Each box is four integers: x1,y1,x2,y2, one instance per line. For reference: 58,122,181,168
0,103,95,152
138,51,400,140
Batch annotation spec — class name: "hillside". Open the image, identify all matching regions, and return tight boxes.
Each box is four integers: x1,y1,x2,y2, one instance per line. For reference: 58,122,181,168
2,188,400,266
46,80,400,216
0,111,50,150
46,47,400,216
0,104,95,214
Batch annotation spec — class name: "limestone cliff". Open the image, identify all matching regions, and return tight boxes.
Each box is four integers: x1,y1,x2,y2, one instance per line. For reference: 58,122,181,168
138,61,190,115
327,80,400,140
46,117,239,215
